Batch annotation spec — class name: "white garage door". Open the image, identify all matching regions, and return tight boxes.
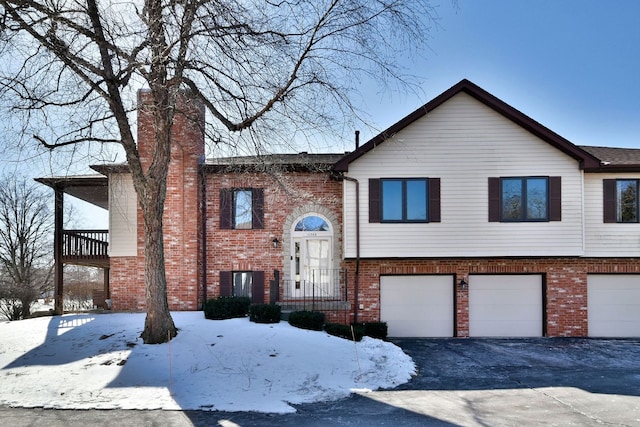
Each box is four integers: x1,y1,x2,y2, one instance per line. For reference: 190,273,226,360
588,275,640,337
469,275,543,337
380,275,454,337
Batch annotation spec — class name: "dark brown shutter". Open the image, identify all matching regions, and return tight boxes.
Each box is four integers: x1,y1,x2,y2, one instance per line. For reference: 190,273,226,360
548,176,562,221
252,188,264,229
488,177,501,222
369,178,381,223
603,179,617,223
428,178,441,222
251,270,265,304
219,189,233,229
219,271,232,296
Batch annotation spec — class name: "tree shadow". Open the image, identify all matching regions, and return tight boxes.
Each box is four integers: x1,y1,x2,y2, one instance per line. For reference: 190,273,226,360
3,313,140,369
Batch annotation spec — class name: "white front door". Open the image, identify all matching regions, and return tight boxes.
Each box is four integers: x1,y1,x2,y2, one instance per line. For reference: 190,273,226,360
292,237,333,298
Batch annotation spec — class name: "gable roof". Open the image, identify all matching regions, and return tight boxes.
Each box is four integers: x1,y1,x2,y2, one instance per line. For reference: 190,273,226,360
332,79,602,172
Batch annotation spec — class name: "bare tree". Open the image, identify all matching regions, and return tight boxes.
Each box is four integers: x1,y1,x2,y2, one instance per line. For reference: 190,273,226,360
0,176,53,320
0,0,437,343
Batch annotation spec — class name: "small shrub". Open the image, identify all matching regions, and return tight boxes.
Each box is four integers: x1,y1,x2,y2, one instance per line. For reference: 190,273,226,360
288,310,325,331
360,321,388,340
249,304,281,324
204,296,251,320
325,322,364,341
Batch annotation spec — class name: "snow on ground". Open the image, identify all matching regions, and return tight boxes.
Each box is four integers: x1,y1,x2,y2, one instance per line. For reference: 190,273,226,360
0,312,415,413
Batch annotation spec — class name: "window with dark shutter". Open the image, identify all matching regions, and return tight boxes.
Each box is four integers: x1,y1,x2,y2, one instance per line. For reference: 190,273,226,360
369,177,440,223
489,176,560,222
220,189,233,229
251,271,265,304
488,177,501,222
549,177,562,221
219,271,232,296
369,179,381,223
603,179,640,223
252,189,264,229
603,179,617,223
220,188,264,229
429,178,441,223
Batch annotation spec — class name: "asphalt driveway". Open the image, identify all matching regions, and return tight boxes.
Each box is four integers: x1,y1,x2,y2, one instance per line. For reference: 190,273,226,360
3,338,640,426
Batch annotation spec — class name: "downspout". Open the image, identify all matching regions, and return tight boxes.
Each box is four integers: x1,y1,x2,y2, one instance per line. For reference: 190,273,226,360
200,163,208,310
341,130,361,323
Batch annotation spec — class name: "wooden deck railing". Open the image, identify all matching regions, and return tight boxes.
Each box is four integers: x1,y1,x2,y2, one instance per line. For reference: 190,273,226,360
62,230,109,260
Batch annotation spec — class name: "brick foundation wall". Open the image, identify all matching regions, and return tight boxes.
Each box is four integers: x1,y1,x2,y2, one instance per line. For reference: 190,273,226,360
343,257,640,337
109,256,145,311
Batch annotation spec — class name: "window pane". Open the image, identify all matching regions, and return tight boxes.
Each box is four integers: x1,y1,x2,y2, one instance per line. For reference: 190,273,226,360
617,180,638,222
381,180,403,221
234,190,252,229
501,179,522,220
526,178,548,220
295,215,329,231
406,180,427,220
233,272,252,297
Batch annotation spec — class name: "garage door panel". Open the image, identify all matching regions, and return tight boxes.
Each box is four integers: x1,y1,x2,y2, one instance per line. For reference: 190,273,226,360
469,275,543,337
588,275,640,337
472,289,539,305
471,321,541,336
380,275,454,338
589,290,640,305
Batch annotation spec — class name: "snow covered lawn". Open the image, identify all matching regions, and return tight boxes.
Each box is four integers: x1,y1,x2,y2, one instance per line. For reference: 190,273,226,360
0,312,414,413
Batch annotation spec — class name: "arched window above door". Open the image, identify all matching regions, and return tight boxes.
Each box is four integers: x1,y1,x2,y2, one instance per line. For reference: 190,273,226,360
294,215,331,232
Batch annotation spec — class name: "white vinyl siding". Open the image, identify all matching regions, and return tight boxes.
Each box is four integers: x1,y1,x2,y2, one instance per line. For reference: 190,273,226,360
108,173,137,256
468,275,543,337
343,93,584,258
584,173,640,256
588,275,640,337
380,275,454,337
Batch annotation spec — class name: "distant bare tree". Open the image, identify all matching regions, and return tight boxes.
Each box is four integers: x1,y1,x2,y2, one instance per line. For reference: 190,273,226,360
0,0,437,342
0,176,53,320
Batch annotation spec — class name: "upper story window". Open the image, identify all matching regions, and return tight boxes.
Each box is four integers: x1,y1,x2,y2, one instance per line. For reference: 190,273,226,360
488,176,561,222
501,177,548,221
220,188,264,229
368,178,440,223
604,179,639,223
382,179,428,222
234,190,253,229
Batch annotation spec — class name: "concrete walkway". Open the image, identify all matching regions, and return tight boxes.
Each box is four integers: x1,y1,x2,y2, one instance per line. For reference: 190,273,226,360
3,338,640,426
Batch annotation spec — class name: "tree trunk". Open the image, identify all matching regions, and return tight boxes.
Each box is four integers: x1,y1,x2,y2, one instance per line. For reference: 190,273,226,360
137,86,177,344
139,189,177,343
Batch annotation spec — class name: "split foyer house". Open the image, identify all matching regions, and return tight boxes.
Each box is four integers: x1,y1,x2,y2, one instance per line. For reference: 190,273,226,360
38,79,640,338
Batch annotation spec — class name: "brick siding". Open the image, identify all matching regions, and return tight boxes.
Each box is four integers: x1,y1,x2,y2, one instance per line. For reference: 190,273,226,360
204,171,343,304
343,257,640,337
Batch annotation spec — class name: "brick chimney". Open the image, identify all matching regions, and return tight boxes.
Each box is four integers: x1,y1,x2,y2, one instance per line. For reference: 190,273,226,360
136,90,206,310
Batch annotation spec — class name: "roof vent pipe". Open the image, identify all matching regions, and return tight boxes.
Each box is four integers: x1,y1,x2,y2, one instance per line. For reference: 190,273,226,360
355,130,360,150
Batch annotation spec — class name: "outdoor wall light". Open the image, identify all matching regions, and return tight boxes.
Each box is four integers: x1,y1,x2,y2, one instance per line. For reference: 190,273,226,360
459,279,468,290
272,237,279,248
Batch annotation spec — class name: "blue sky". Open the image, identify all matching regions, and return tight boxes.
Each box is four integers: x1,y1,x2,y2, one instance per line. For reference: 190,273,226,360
5,1,640,228
359,0,640,148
